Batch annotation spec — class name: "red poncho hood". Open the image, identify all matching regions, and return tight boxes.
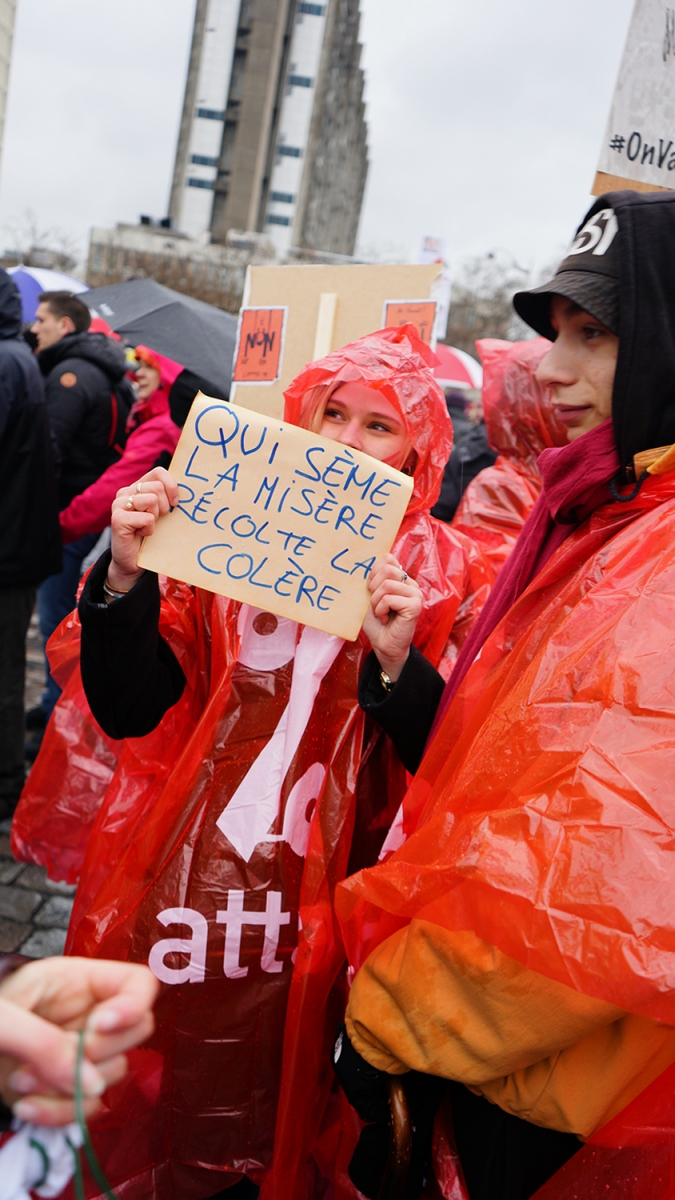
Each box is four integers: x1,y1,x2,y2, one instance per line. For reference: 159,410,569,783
477,337,567,470
283,324,453,515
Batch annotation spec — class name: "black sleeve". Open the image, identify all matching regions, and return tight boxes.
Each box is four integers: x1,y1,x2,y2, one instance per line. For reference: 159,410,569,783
0,353,24,442
358,645,446,774
78,550,187,739
430,445,463,523
44,362,90,457
431,424,498,524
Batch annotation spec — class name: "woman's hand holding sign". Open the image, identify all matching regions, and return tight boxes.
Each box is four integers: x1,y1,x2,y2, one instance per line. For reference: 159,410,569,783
362,553,422,681
108,467,179,593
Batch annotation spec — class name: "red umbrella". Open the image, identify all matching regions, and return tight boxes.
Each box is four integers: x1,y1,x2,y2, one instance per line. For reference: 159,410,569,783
433,343,483,389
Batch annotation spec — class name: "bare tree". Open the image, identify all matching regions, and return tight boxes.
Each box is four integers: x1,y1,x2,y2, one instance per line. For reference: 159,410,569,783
353,239,408,264
2,209,82,274
444,253,535,354
86,242,260,315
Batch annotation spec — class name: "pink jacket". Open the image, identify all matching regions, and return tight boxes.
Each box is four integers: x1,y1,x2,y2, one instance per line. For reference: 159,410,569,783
59,390,180,544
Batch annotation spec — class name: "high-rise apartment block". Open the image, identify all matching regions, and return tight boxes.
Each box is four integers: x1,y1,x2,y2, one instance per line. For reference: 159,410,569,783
0,0,16,179
169,0,368,256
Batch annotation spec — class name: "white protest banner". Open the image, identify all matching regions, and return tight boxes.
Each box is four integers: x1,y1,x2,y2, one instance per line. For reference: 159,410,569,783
593,0,675,195
417,236,452,342
137,394,414,641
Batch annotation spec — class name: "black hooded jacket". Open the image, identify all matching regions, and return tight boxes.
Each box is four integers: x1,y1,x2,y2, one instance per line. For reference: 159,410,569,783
431,422,497,523
0,271,61,586
38,330,130,509
602,190,675,476
369,190,675,770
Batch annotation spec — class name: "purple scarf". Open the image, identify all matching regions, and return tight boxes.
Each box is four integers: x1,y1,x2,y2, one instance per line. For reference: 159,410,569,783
429,420,620,738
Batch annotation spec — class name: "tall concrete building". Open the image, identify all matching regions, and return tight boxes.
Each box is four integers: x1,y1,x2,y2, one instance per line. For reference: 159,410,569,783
169,0,368,257
0,0,16,180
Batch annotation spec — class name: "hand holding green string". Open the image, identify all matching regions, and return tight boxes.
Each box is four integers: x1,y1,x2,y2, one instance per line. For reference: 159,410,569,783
0,956,158,1127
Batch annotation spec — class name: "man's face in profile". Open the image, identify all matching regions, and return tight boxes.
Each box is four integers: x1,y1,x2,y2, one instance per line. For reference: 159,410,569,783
32,302,71,352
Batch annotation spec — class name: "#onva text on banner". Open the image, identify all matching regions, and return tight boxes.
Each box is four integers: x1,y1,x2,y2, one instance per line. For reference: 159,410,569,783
593,0,675,195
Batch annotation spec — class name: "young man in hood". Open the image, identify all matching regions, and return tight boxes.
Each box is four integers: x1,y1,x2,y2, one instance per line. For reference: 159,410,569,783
28,291,131,750
0,270,60,816
335,192,675,1200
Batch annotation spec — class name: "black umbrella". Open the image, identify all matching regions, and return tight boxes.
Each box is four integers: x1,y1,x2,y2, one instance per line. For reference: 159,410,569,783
83,278,238,398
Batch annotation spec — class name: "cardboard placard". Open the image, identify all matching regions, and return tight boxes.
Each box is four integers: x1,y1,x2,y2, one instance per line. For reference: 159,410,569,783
382,300,437,345
229,263,444,418
593,0,675,195
137,394,413,640
232,307,287,383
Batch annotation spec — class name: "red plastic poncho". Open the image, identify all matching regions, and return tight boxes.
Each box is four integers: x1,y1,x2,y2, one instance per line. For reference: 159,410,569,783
337,466,675,1199
11,608,120,884
531,1055,675,1200
11,578,207,885
23,327,490,1199
451,338,566,573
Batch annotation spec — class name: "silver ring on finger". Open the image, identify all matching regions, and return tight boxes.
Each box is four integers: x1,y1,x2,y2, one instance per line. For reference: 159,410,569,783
401,570,408,583
136,482,143,495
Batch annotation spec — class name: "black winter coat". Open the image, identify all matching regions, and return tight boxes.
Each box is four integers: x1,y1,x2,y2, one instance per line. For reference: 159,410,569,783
78,553,186,739
0,271,61,586
431,421,497,524
38,331,129,509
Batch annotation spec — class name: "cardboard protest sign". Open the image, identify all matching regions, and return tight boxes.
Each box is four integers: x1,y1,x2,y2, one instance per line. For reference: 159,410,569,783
232,307,287,383
137,394,414,641
383,300,437,345
593,0,675,195
230,263,443,418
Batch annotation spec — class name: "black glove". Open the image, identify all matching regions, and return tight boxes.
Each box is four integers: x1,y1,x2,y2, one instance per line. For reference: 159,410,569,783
333,1024,446,1200
333,1023,390,1124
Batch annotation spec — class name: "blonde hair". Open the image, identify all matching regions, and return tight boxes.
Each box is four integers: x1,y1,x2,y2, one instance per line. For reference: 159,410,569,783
298,381,415,473
301,383,340,434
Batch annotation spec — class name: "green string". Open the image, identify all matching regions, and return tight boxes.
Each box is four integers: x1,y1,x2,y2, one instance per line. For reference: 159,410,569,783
74,1028,119,1200
18,1034,119,1198
66,1134,85,1200
28,1137,49,1189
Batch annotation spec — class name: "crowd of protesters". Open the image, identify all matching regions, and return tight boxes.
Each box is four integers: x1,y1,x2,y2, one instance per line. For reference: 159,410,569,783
0,187,675,1200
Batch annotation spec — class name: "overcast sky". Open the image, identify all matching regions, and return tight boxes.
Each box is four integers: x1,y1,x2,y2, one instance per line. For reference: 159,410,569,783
0,0,634,279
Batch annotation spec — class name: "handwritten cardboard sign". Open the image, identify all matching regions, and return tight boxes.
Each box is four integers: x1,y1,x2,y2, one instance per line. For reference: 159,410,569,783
232,307,288,383
593,0,675,195
383,300,437,345
230,264,444,418
137,394,414,640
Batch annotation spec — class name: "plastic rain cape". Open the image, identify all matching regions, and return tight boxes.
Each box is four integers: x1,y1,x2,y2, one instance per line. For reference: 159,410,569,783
451,338,566,574
337,468,675,1200
13,328,491,1200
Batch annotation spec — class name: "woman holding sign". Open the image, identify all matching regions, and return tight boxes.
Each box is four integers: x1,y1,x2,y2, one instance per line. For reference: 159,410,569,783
27,327,490,1199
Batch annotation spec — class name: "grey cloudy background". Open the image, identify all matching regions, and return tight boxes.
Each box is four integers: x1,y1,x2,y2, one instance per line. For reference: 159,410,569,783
0,0,635,277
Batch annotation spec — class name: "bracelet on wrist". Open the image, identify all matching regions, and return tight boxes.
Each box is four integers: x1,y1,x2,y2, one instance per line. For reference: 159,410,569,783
103,577,134,604
379,667,395,693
